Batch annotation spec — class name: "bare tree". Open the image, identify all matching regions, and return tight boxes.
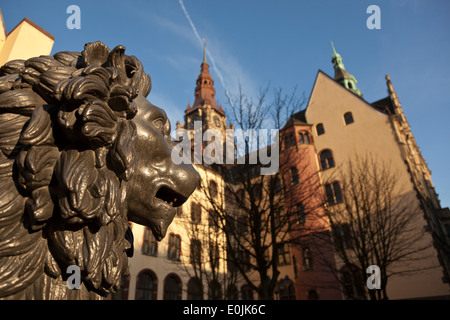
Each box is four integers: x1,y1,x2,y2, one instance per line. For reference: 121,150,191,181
193,84,332,300
323,154,433,300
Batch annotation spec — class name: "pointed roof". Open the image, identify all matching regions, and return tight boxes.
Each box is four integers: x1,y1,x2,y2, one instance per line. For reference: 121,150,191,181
186,39,224,115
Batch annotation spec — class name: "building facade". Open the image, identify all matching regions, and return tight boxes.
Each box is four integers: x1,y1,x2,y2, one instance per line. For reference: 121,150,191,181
0,10,54,66
124,43,450,300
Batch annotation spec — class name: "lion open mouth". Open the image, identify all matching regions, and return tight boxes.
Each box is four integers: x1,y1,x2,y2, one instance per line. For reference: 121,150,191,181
155,186,187,208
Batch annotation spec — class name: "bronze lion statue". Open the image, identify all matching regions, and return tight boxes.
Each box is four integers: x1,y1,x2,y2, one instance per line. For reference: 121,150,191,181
0,41,199,299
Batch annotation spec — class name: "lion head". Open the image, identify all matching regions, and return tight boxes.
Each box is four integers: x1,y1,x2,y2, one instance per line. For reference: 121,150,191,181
0,41,199,299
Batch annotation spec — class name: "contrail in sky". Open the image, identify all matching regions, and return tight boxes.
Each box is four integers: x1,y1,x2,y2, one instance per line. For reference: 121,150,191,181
178,0,230,98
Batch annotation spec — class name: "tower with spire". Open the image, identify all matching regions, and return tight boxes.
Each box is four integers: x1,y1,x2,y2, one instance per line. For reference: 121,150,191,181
178,39,231,143
331,41,362,97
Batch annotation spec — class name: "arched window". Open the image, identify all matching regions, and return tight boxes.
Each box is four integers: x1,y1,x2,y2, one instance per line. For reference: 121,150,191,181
319,149,335,170
187,277,203,300
163,273,182,300
142,227,158,256
277,276,296,300
168,234,181,261
135,269,157,300
316,123,325,136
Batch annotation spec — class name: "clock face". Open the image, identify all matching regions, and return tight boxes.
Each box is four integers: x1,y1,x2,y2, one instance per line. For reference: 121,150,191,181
213,115,221,128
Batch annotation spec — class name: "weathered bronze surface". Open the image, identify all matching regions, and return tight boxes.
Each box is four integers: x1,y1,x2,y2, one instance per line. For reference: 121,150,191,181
0,41,199,299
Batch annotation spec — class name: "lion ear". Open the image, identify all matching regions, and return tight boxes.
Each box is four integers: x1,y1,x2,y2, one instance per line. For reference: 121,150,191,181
82,41,111,67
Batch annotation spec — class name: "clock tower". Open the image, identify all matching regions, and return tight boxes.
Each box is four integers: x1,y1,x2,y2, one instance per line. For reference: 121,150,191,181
177,39,232,144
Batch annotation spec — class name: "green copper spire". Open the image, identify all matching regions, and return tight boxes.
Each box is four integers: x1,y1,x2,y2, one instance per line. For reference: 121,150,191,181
330,41,362,97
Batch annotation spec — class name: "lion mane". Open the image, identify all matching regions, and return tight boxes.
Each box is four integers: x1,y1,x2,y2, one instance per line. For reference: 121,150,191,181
0,41,151,299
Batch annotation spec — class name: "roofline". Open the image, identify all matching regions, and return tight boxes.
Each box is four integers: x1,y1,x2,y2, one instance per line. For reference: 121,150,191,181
7,17,55,41
305,69,390,117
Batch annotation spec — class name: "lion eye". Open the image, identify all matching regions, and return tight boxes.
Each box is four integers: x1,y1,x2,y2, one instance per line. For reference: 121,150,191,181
153,118,165,133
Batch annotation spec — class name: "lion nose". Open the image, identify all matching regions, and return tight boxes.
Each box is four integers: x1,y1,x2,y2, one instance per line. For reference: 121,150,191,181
172,162,201,200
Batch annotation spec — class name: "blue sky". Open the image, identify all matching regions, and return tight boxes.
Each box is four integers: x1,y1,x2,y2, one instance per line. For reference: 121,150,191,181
2,0,449,207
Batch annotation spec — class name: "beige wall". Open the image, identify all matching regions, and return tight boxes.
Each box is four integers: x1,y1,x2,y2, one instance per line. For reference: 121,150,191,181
305,71,450,299
0,17,54,66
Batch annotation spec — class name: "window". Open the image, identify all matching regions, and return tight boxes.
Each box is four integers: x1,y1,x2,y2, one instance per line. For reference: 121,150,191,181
302,247,313,270
296,203,306,224
344,112,354,125
277,277,296,300
190,239,202,266
168,234,181,261
209,242,220,269
290,167,299,185
163,274,182,300
319,149,335,170
316,123,325,135
333,223,353,249
208,210,220,232
325,182,343,205
284,134,296,148
299,132,312,144
209,180,218,198
187,277,203,300
191,202,202,224
135,270,157,300
142,228,158,256
277,243,291,266
176,206,183,217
